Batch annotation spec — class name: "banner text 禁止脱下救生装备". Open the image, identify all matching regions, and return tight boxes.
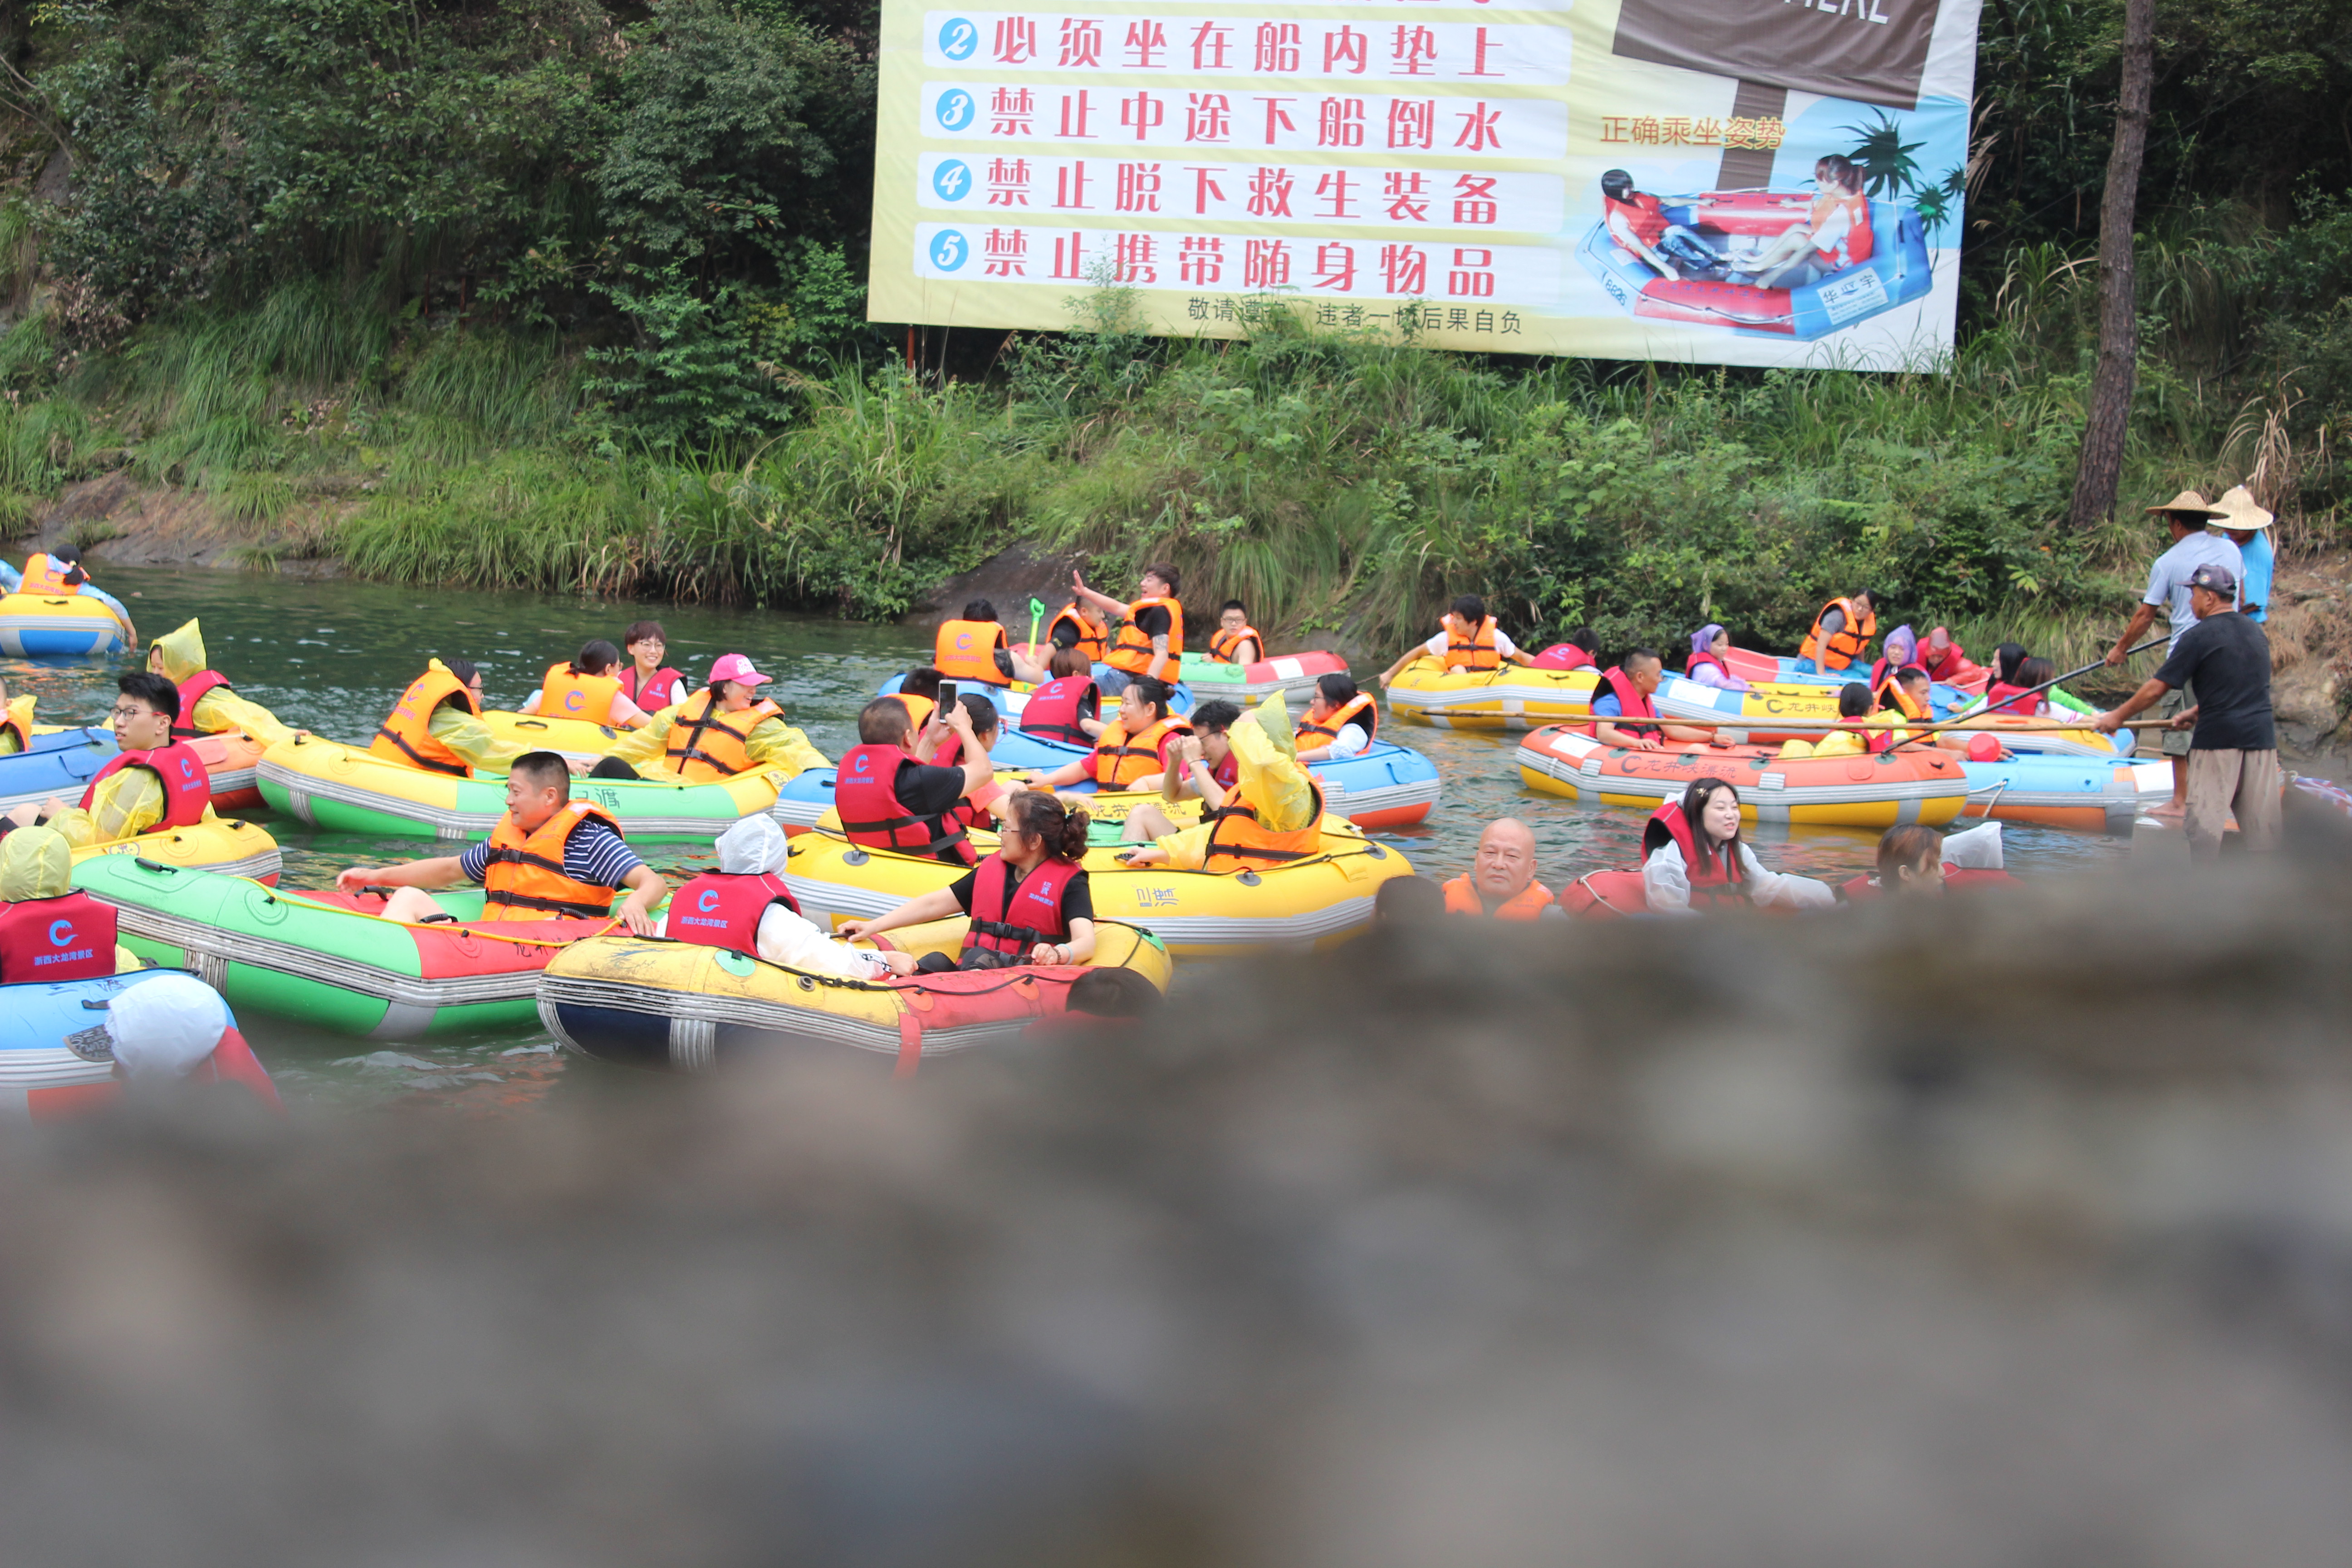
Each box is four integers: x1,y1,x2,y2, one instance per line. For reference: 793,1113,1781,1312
867,0,1984,370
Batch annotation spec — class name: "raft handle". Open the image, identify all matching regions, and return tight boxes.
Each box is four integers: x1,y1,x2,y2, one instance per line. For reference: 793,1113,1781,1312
133,857,171,873
1236,870,1262,887
843,848,870,866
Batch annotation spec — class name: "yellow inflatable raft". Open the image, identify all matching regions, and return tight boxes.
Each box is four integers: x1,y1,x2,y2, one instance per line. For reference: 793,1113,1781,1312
480,710,627,760
0,593,133,657
68,816,282,885
538,917,1173,1073
257,736,782,842
784,815,1412,958
1384,657,1597,730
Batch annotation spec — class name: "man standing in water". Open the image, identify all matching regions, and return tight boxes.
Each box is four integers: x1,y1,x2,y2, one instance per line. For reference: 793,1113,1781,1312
2104,490,2240,818
2094,564,2278,858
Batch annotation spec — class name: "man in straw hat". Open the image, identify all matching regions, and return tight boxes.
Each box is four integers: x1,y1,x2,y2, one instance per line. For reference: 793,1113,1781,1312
2093,562,2278,858
2211,485,2274,624
2103,490,2242,818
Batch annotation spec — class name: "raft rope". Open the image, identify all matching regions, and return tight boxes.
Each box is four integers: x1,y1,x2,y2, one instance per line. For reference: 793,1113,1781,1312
217,872,622,949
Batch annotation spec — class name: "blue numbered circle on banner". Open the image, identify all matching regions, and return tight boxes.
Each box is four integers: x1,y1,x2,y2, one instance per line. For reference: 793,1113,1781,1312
937,17,978,59
931,159,973,202
935,89,975,132
929,230,970,272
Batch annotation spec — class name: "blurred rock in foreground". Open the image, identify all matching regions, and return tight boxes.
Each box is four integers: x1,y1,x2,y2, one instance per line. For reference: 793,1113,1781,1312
7,834,2352,1567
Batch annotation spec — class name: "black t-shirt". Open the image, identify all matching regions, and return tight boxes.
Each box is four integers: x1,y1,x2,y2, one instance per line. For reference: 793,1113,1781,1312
892,759,978,862
2152,611,2274,750
1130,606,1172,641
948,862,1094,924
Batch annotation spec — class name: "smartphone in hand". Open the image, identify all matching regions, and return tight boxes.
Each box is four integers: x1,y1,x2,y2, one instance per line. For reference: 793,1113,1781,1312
936,681,960,711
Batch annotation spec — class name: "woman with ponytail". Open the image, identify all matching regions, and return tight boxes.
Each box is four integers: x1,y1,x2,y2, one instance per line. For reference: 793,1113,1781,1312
520,639,653,729
841,789,1098,971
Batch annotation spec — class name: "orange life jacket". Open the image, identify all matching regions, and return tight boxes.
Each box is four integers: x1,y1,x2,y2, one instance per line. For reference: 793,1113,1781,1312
1090,715,1189,788
661,689,781,782
1048,605,1108,664
1201,777,1326,871
896,693,936,732
1441,872,1554,920
1208,624,1263,665
1442,615,1500,671
1295,693,1378,750
480,800,626,921
1105,596,1183,676
371,666,481,777
538,661,628,727
933,620,1011,686
1798,597,1876,671
18,553,76,594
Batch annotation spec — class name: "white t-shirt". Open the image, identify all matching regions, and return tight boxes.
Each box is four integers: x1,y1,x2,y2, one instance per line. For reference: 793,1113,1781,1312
1641,842,1836,916
2143,531,2243,650
655,904,892,980
1422,628,1519,660
1322,722,1369,758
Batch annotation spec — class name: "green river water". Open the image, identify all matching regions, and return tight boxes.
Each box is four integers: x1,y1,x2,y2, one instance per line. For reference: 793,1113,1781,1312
7,563,2136,1113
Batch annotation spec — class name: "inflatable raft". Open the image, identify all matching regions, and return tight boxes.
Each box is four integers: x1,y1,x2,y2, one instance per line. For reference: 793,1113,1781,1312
769,733,1441,834
0,592,133,657
1961,755,2172,834
73,854,613,1038
882,670,1197,718
1178,649,1347,701
784,817,1412,958
1516,726,1968,828
68,817,281,884
1721,646,1989,699
257,735,784,842
1385,658,1598,730
1,727,269,816
1577,189,1932,341
0,969,276,1118
479,709,628,760
539,918,1172,1073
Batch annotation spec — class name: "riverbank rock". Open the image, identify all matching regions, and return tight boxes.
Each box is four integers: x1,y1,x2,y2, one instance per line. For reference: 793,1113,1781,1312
901,542,1089,635
3,833,2352,1563
8,470,347,577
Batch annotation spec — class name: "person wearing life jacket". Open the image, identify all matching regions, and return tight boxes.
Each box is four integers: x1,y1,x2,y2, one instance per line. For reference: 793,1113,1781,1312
596,653,827,783
1919,627,1976,686
664,814,917,977
1863,625,1921,707
0,826,129,983
2,672,215,847
1122,691,1323,873
1117,699,1246,844
520,640,653,730
1841,823,2016,901
1598,168,1718,281
935,599,1049,689
1983,655,2060,718
3,543,138,645
1794,588,1878,674
617,620,690,713
1033,677,1192,793
335,751,665,931
371,658,543,779
1581,649,1711,750
1807,681,1906,757
58,973,284,1116
1073,563,1182,691
145,617,296,745
1682,623,1750,692
1209,601,1264,667
1442,817,1556,919
1380,593,1539,685
1046,597,1110,666
1728,153,1874,290
1637,777,1835,916
843,788,1100,973
918,692,1016,834
1293,672,1377,764
1018,644,1105,745
835,696,991,866
1529,626,1600,671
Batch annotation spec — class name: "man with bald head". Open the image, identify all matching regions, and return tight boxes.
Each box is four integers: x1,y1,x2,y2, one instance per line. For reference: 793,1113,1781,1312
1442,817,1557,919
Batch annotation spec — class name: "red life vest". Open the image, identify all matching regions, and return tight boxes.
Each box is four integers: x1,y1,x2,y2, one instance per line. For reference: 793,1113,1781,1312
1530,643,1595,671
834,744,977,865
1812,189,1874,267
1984,682,2041,717
1836,717,1897,755
1920,636,1966,683
1441,873,1553,920
963,853,1081,959
618,664,686,711
667,871,801,954
170,670,234,738
0,892,118,982
1686,648,1729,681
80,743,211,830
1604,191,1668,248
1019,676,1099,745
1579,666,1657,739
1642,801,1745,909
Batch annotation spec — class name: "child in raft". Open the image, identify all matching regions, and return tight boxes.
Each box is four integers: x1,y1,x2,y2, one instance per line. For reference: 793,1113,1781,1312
1641,777,1836,916
1682,623,1750,691
841,790,1098,973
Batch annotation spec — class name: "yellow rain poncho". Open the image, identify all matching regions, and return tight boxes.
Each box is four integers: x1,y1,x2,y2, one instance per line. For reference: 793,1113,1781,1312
150,619,295,746
602,698,829,781
1149,690,1318,869
0,824,72,901
42,757,216,847
0,691,34,755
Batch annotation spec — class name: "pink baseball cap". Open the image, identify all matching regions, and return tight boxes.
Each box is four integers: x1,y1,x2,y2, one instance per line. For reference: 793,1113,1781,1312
707,652,772,686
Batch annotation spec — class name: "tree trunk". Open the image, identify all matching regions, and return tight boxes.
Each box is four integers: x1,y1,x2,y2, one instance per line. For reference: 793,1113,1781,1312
2067,0,2156,530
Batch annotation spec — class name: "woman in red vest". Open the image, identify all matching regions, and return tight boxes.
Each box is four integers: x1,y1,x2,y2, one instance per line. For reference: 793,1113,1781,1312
1639,778,1836,916
618,621,689,713
841,790,1098,972
1018,644,1105,745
